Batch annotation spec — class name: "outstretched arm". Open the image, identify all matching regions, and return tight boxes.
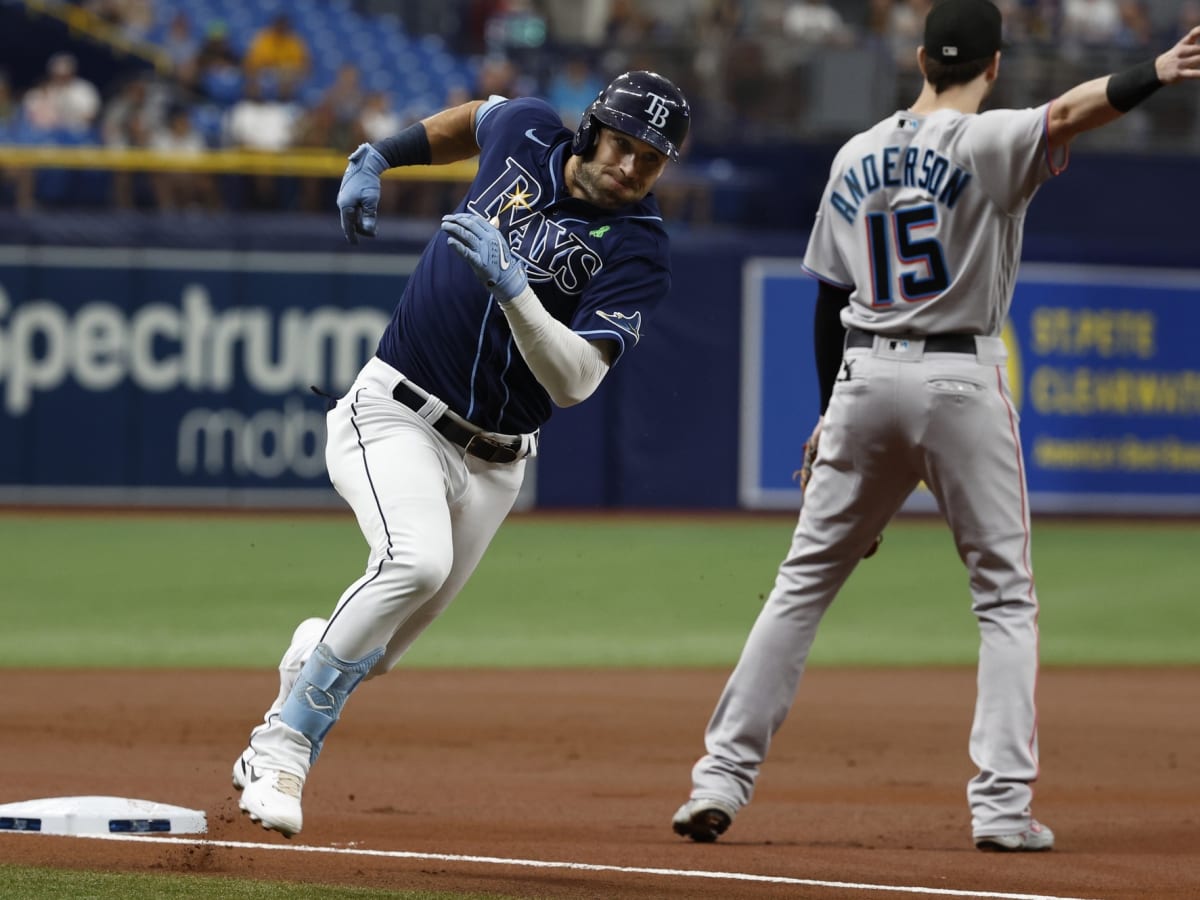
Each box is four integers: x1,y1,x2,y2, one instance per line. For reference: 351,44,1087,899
337,99,487,243
1047,25,1200,153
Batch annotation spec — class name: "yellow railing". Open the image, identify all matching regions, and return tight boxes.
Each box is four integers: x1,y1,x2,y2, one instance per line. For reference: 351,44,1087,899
0,145,479,180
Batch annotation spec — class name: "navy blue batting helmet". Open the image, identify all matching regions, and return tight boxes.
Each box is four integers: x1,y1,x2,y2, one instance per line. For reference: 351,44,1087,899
571,70,690,161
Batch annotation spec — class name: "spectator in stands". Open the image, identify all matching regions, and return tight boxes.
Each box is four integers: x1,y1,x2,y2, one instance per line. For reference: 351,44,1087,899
687,0,744,132
354,90,402,144
987,0,1033,44
243,14,312,85
886,0,934,70
101,73,162,149
475,55,528,100
22,52,102,137
149,104,219,211
118,0,155,43
0,70,17,138
195,21,243,106
699,0,744,37
540,0,614,48
161,11,201,84
460,0,507,55
865,0,892,38
780,0,854,46
0,70,35,210
1113,0,1153,48
483,0,549,52
545,55,603,127
318,63,366,142
605,0,657,47
1062,0,1123,47
290,96,347,213
226,75,302,209
876,0,933,109
1010,2,1046,43
599,0,666,72
644,0,715,41
292,97,340,153
722,33,771,128
101,73,166,208
225,75,300,152
150,103,207,155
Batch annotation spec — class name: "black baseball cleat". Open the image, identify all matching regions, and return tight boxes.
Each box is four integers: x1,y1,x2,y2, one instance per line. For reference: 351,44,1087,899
672,798,737,842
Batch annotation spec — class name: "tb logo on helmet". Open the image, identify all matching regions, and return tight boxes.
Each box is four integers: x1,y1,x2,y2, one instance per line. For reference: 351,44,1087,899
643,93,673,129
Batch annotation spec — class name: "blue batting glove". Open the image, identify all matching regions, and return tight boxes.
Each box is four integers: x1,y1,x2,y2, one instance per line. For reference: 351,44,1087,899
337,143,389,244
440,212,529,303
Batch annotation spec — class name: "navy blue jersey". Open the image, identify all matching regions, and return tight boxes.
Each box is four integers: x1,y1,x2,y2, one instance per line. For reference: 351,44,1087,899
376,97,672,434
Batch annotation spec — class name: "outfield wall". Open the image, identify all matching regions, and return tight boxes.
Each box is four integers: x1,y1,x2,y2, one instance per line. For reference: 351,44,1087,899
1,211,1197,514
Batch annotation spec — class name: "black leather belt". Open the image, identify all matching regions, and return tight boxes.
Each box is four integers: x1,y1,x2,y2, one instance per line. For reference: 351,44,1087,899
392,381,525,464
846,328,977,354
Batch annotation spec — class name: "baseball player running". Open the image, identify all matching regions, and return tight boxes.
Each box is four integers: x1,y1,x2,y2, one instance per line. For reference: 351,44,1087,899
673,0,1200,851
232,70,690,837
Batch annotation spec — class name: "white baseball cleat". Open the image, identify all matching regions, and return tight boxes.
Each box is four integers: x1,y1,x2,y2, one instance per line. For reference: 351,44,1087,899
238,763,304,837
975,819,1055,852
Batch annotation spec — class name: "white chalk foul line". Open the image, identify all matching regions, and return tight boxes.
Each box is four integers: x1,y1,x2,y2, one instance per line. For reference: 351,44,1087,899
32,832,1103,900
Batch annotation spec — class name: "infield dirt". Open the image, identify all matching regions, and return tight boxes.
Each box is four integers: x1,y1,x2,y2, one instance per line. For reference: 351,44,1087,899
1,667,1196,899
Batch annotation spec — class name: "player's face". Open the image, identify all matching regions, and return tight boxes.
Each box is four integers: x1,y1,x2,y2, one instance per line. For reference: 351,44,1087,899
570,128,669,209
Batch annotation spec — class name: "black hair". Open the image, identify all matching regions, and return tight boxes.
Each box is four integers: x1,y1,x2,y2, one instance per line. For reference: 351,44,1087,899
923,55,994,94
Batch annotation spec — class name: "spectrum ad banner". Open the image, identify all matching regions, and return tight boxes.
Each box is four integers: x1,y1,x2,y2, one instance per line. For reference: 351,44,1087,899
0,246,412,505
740,260,1200,515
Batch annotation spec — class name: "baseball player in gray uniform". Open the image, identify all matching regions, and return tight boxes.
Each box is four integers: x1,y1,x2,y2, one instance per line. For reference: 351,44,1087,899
673,0,1200,851
231,70,691,837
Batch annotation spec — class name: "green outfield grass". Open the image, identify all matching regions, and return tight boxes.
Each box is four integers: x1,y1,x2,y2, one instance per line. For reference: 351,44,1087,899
2,511,1197,668
0,865,501,899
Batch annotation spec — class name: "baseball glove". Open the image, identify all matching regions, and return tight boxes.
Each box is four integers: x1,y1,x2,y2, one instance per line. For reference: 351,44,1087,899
795,417,822,493
794,416,883,560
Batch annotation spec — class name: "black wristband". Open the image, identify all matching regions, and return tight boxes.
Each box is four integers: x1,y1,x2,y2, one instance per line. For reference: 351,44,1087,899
1106,58,1163,113
371,122,432,168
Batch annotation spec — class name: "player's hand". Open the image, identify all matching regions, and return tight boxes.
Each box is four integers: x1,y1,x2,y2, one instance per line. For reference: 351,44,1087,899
796,416,823,493
337,143,389,244
1157,25,1200,84
440,213,529,303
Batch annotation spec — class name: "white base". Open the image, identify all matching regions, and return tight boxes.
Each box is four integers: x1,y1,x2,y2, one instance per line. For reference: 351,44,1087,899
0,796,206,835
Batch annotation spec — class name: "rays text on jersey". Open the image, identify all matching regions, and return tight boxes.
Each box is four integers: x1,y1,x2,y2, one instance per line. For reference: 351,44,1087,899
830,146,972,225
469,159,602,294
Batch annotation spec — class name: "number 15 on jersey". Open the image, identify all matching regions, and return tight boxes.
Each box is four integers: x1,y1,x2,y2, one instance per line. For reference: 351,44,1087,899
866,203,952,306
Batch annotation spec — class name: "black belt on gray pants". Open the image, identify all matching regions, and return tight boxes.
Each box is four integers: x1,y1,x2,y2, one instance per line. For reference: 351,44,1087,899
392,381,524,464
845,327,977,354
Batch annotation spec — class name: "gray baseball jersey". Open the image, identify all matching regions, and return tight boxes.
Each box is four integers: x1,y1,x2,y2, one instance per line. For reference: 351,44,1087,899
684,105,1065,843
803,105,1063,336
